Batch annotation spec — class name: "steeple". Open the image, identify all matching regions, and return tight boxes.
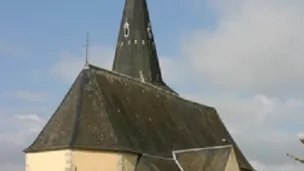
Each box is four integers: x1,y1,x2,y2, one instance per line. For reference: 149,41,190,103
112,0,175,93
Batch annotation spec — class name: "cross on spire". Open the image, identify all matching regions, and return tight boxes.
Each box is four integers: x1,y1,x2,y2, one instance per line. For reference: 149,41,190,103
83,32,90,69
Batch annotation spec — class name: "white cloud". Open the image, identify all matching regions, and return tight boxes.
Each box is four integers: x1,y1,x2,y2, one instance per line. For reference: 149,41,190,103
0,106,50,116
0,107,47,144
0,113,45,143
250,160,303,171
297,132,304,139
12,90,49,102
50,45,114,83
179,2,304,168
0,107,47,170
14,114,44,123
182,92,304,170
50,45,181,88
159,56,192,87
181,0,304,94
285,98,304,107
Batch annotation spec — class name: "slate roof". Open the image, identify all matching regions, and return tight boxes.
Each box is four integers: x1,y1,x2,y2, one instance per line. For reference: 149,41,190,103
25,65,253,171
112,0,175,93
173,145,234,171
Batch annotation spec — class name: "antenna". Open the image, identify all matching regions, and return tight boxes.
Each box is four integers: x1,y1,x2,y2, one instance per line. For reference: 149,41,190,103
83,32,90,69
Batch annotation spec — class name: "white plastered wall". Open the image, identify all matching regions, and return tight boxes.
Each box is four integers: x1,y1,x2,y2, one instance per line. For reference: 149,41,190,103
26,150,139,171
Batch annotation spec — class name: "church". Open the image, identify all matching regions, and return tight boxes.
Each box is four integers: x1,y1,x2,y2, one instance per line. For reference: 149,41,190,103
24,0,254,171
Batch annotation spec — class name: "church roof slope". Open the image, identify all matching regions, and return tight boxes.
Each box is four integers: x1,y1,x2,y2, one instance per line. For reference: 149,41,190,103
23,69,119,151
25,65,253,171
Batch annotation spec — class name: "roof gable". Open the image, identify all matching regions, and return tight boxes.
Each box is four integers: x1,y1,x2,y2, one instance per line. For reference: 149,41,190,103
173,146,233,171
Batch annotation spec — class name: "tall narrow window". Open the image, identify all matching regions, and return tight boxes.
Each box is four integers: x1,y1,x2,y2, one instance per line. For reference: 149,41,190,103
139,71,145,83
124,22,130,37
156,74,160,81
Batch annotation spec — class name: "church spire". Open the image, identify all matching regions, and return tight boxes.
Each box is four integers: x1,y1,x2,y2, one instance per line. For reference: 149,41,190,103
112,0,175,93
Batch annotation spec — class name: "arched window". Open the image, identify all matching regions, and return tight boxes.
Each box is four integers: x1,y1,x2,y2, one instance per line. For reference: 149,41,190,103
124,22,130,37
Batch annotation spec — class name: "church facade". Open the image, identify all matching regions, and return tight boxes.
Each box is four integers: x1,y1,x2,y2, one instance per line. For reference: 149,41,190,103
24,0,254,171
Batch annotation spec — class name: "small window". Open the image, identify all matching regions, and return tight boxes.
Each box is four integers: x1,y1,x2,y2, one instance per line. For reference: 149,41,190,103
147,23,152,39
156,74,160,81
124,22,130,37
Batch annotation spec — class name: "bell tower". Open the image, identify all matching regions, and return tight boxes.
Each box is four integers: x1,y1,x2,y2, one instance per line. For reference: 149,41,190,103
112,0,176,93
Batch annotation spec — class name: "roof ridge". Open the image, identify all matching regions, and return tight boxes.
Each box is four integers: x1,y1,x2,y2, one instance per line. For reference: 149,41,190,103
141,145,234,160
141,153,175,160
69,71,87,146
87,64,214,110
172,145,233,154
89,64,177,95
